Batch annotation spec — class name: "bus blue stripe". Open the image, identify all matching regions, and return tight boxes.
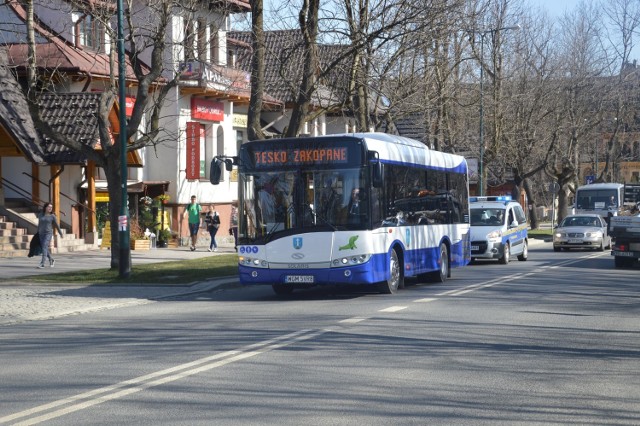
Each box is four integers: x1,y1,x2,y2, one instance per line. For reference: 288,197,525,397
238,238,470,287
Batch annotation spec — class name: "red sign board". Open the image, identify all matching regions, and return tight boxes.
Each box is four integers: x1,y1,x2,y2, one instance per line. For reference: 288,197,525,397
191,97,224,121
186,122,203,180
125,97,135,117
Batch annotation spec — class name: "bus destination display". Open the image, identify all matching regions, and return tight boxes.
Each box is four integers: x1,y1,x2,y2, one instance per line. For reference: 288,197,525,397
252,146,351,167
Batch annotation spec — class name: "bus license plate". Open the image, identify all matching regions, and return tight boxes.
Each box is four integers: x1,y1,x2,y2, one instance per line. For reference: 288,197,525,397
285,275,314,283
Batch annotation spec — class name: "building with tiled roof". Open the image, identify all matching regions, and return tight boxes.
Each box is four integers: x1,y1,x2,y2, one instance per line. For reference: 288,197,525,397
228,29,383,136
0,49,46,165
1,0,253,255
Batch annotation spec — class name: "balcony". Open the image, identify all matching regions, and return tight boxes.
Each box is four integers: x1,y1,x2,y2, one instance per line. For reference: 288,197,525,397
178,60,251,101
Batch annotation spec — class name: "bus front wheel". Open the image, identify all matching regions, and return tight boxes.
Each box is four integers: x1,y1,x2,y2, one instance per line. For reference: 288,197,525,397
379,249,402,294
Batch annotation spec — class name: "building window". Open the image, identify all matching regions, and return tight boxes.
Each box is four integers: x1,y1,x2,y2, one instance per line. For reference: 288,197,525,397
209,24,219,64
184,18,195,61
217,127,225,182
227,48,236,68
236,130,243,151
75,14,104,52
197,18,207,61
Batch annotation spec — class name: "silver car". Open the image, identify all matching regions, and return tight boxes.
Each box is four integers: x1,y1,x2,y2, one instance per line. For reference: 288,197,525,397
553,214,611,252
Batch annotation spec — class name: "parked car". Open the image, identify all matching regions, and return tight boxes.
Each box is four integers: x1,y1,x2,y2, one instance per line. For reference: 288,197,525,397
553,214,611,252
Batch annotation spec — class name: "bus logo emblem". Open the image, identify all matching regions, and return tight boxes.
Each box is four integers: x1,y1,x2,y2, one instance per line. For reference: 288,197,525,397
293,237,303,249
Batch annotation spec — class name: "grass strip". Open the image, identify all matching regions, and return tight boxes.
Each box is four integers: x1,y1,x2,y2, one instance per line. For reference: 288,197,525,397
8,254,239,285
528,228,553,239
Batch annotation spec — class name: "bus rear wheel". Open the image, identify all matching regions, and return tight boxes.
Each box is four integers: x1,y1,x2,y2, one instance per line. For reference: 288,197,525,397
272,284,294,295
379,249,402,294
429,243,449,283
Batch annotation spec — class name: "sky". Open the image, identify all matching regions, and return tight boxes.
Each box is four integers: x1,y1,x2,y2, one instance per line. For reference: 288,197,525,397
528,0,640,62
528,0,580,17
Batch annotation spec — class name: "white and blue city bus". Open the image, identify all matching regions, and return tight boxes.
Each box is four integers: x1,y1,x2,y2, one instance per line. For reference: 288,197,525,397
211,133,470,295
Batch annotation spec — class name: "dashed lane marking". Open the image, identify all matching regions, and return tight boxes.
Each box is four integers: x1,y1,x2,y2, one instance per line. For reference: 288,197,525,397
379,306,407,313
1,329,324,426
340,317,368,324
414,298,438,303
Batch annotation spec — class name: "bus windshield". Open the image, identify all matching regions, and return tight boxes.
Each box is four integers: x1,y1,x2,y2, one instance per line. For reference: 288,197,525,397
240,168,369,243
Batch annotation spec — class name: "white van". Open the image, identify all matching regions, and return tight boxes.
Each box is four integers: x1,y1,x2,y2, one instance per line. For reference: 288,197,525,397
574,183,624,218
469,196,528,264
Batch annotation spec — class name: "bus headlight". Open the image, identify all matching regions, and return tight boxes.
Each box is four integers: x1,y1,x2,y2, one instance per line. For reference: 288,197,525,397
331,254,371,268
239,256,268,268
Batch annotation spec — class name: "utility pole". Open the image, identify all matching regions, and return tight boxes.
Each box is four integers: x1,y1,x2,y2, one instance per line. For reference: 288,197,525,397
116,0,130,277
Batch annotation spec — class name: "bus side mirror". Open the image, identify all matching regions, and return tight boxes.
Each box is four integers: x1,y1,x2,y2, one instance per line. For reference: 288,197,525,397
372,162,383,187
209,156,237,185
210,159,223,185
369,151,383,188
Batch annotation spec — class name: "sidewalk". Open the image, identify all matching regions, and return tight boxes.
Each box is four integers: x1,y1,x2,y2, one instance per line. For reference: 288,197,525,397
0,241,237,281
0,242,239,326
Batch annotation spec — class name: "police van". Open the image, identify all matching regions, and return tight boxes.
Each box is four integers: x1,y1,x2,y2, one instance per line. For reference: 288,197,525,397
469,196,528,264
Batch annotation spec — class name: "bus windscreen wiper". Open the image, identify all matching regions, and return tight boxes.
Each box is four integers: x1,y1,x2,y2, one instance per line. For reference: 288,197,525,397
304,204,339,231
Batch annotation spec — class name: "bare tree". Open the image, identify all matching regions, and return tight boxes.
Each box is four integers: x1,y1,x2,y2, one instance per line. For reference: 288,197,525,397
283,0,320,137
598,0,640,182
499,7,559,228
546,1,609,222
19,0,199,270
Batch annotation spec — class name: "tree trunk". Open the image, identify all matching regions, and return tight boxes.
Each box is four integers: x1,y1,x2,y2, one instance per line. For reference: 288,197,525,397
247,0,265,141
104,154,130,270
285,0,319,137
523,178,539,229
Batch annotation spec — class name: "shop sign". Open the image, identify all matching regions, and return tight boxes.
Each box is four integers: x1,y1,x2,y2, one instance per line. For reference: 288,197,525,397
186,122,203,180
233,114,248,128
191,97,224,121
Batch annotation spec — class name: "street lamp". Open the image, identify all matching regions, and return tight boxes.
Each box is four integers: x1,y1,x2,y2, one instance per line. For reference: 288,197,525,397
475,24,519,196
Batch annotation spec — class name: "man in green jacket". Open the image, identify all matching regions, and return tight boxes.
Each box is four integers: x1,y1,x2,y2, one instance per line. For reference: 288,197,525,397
184,195,202,251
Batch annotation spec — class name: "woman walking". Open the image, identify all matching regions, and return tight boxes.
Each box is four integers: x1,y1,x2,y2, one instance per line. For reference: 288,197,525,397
230,201,239,251
205,205,221,252
37,202,61,268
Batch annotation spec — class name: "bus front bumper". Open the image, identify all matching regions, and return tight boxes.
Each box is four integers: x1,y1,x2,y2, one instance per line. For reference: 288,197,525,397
239,262,382,287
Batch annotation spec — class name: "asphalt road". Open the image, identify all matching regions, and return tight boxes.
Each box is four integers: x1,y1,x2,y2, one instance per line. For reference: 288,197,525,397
1,242,639,425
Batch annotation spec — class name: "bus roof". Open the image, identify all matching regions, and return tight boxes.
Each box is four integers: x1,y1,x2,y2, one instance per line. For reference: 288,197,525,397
244,132,467,174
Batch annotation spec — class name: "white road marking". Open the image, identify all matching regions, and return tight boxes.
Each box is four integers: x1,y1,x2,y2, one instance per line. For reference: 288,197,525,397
414,298,438,303
340,317,367,323
435,289,460,296
1,329,324,426
5,253,608,424
379,306,407,313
